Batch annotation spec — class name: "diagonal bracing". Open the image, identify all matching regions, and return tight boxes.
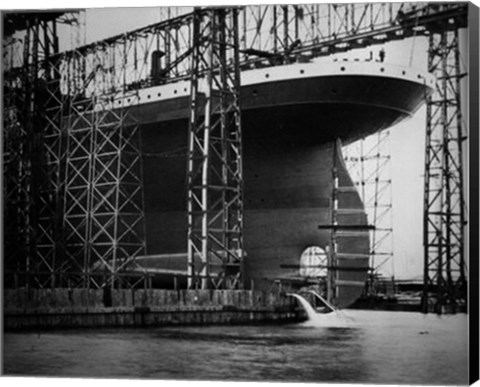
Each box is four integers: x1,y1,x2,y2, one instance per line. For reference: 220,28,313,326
60,41,147,289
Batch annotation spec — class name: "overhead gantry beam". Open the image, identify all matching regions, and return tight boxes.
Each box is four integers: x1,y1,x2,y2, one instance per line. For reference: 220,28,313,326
29,4,468,93
239,3,467,65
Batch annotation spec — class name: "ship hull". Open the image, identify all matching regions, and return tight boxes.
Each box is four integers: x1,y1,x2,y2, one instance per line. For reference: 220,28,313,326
141,115,368,308
55,62,431,308
137,68,430,308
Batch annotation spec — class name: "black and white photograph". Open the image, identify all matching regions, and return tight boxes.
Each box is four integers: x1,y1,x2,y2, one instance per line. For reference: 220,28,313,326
1,1,478,385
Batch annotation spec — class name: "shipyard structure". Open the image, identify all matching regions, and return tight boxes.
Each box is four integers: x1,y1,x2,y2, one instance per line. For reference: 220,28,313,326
3,3,470,327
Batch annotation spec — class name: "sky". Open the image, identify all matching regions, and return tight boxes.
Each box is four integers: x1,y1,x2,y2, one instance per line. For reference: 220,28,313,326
33,4,470,280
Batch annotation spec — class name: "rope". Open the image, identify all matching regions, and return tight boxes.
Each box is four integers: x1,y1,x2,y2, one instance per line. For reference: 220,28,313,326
408,12,420,67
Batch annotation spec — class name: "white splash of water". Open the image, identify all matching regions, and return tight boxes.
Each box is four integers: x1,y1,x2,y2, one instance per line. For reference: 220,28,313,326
287,293,355,328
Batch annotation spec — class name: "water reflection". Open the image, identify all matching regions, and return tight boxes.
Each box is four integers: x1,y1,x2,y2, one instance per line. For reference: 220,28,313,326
4,310,468,384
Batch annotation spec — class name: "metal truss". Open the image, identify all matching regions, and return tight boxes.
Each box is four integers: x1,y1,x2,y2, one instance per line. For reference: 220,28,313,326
238,3,467,64
40,4,468,91
56,12,196,90
187,8,244,290
3,13,73,288
343,131,394,289
422,26,467,314
158,6,186,22
3,11,147,289
33,11,88,288
60,42,147,289
3,3,469,294
240,3,404,63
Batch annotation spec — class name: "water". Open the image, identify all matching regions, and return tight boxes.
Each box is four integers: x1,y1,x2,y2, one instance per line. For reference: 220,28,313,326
287,292,354,328
3,310,468,385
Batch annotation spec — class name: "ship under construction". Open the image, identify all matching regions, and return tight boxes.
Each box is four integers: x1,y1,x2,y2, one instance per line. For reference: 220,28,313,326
3,3,470,312
128,58,432,308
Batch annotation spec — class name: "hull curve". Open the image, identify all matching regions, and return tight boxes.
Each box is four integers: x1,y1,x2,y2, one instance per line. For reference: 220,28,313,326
71,61,432,308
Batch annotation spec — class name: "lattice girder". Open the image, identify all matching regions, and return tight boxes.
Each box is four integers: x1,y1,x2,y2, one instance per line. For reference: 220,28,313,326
422,26,467,314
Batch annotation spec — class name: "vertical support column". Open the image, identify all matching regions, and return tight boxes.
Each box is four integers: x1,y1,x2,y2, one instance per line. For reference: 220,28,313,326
35,17,63,289
21,17,37,289
62,78,96,287
422,27,467,314
3,32,30,288
3,14,68,289
328,140,340,304
187,7,244,289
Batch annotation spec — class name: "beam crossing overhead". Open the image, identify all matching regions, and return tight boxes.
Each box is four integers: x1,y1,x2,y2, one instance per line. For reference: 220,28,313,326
239,3,467,64
187,8,244,290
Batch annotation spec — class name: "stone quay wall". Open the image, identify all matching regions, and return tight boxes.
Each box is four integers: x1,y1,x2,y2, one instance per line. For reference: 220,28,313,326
4,288,303,330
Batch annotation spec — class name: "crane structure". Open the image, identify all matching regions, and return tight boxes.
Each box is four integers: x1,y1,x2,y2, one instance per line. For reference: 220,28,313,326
2,3,470,312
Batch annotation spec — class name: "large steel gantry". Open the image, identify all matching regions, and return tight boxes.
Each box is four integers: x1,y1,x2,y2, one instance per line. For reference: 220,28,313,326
2,3,471,312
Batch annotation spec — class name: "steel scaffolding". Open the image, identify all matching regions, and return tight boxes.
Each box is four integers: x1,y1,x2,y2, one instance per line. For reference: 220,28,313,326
3,4,469,299
344,131,394,291
238,3,467,64
59,36,148,289
187,8,244,289
3,13,76,288
3,11,149,289
422,25,467,313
